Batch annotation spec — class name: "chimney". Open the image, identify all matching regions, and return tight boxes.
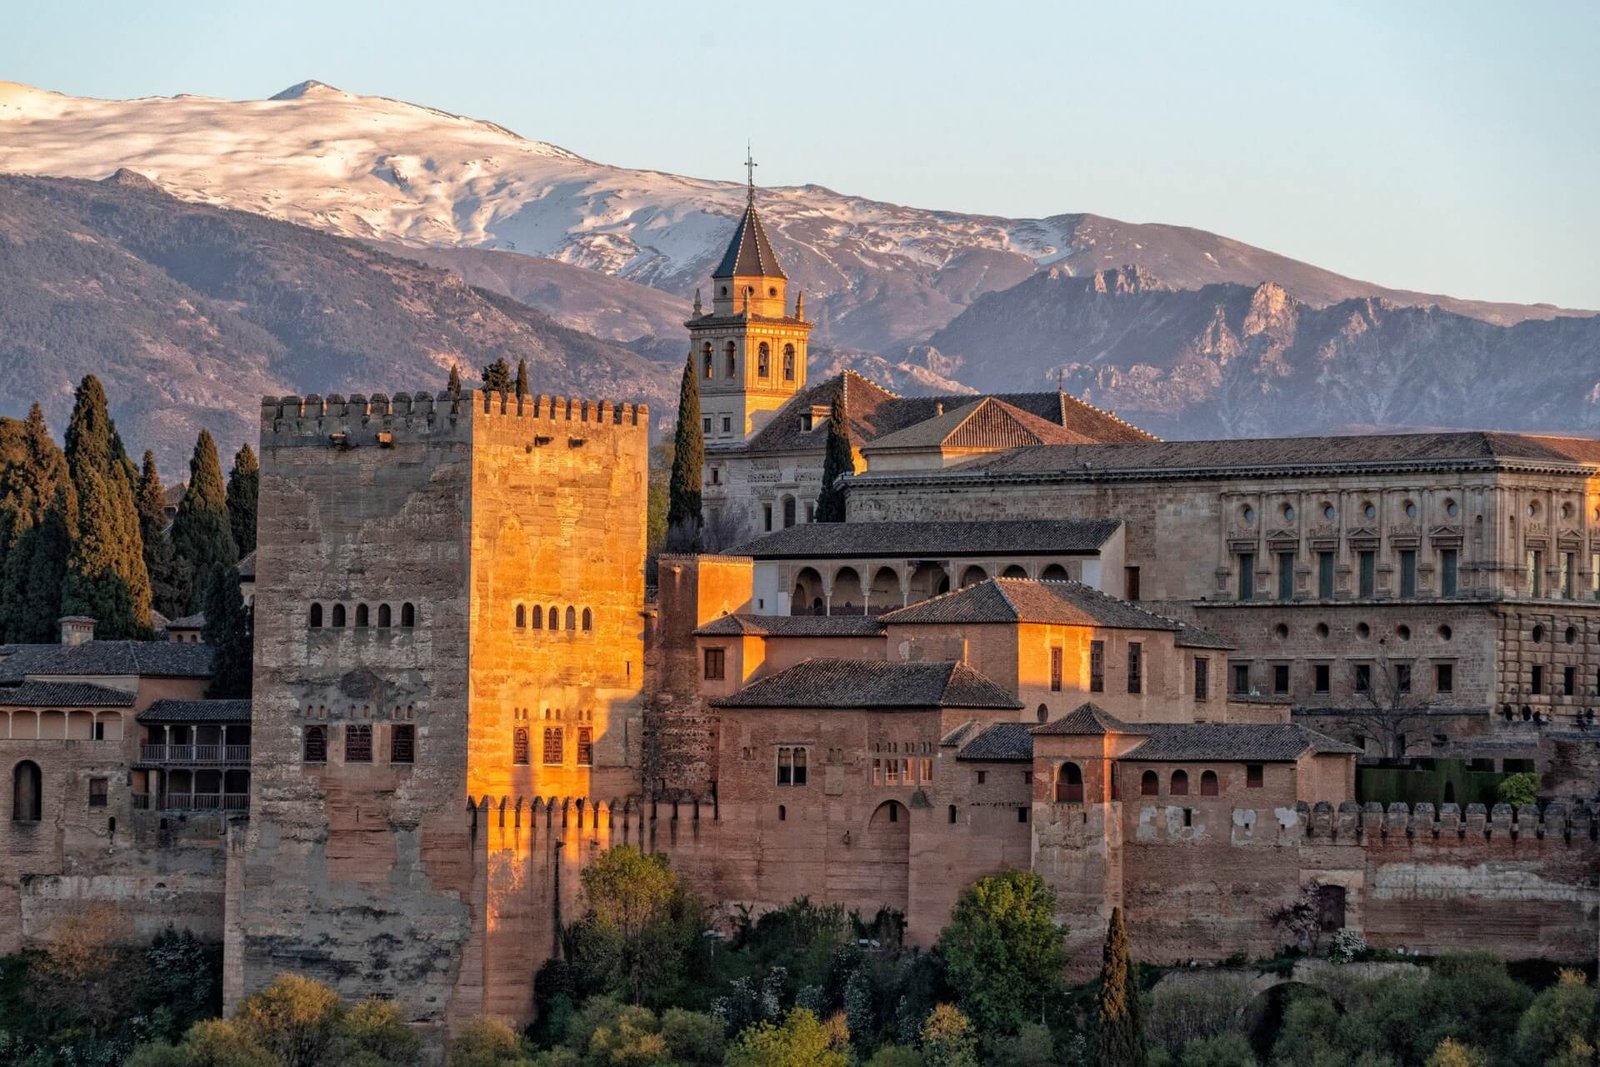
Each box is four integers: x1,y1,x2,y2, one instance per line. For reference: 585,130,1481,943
59,616,96,646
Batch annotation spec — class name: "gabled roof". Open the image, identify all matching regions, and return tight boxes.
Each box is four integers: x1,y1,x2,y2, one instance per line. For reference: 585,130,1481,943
0,681,136,708
1031,702,1144,736
865,397,1110,453
0,641,214,683
711,658,1022,710
883,578,1201,636
714,204,787,279
1124,723,1363,762
956,722,1035,762
731,519,1121,560
138,698,252,723
165,613,206,630
694,613,887,638
237,551,256,580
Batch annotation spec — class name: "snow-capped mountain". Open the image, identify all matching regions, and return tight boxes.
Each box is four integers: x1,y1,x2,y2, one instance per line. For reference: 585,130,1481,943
0,80,1583,360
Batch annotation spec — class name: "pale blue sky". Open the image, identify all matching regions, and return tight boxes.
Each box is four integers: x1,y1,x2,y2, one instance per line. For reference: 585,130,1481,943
5,0,1597,308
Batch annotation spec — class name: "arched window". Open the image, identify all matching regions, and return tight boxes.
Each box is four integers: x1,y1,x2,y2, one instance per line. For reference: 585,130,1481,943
331,604,346,628
581,608,593,632
548,606,559,630
513,728,530,765
783,344,796,382
12,761,41,822
724,341,737,378
355,604,369,628
757,342,771,377
1055,762,1084,803
309,603,323,628
401,603,416,627
1036,703,1048,724
565,606,577,631
1141,770,1159,796
303,725,327,764
948,804,958,824
1200,770,1219,796
543,727,564,765
515,605,526,628
377,604,391,628
1171,769,1190,796
702,345,713,379
532,605,543,630
778,804,786,822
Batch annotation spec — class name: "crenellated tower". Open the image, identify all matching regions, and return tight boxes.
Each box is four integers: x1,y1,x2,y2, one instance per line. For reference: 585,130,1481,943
689,155,813,443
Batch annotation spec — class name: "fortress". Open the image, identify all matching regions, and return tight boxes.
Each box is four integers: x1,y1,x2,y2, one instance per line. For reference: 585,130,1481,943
1,193,1598,1044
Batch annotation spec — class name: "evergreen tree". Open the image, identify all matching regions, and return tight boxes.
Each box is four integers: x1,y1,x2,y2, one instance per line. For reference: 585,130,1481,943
201,564,252,698
171,430,238,613
481,358,514,395
137,451,185,620
814,390,853,523
61,376,153,638
515,358,529,399
664,353,703,553
226,444,259,557
447,363,462,397
1095,907,1145,1067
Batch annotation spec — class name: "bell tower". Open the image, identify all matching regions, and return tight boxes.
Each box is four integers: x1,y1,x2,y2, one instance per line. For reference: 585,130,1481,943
689,151,813,442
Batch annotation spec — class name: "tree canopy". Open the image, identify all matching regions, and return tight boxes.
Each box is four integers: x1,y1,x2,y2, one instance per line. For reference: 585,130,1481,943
226,443,259,557
937,870,1065,1035
814,391,853,523
664,353,704,553
171,429,238,613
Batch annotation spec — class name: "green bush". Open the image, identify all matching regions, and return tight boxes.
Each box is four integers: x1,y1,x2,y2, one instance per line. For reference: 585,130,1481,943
1497,771,1540,807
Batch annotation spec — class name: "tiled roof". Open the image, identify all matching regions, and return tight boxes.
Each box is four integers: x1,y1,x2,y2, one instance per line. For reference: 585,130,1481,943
694,613,887,638
165,613,206,630
138,698,252,723
0,681,136,707
712,658,1023,710
731,519,1121,560
1174,626,1236,650
1125,723,1363,762
1031,702,1143,736
0,641,214,683
865,397,1109,453
883,578,1176,631
714,204,787,279
731,372,1153,456
940,720,985,748
237,551,256,580
956,722,1035,761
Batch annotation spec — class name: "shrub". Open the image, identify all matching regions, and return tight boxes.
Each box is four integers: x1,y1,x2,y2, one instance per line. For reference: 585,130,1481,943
724,1008,850,1067
1425,1037,1487,1067
448,1016,535,1067
920,1004,978,1067
231,973,343,1066
1143,974,1254,1051
1496,772,1539,807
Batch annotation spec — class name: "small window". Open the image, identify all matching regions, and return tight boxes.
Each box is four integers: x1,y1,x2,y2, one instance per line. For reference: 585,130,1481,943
1037,703,1049,724
1436,663,1454,694
1200,770,1219,796
345,724,373,763
582,608,593,632
1140,770,1159,796
1395,664,1412,694
721,416,732,435
565,606,576,630
1089,640,1105,693
88,777,109,808
355,604,369,627
1314,663,1331,694
1193,657,1209,702
1359,550,1376,598
309,603,323,628
515,605,526,628
1246,764,1264,788
1182,808,1194,828
12,761,41,822
1127,642,1143,694
304,725,327,764
391,724,415,764
1125,566,1141,600
401,602,415,627
1049,647,1062,692
783,344,796,382
547,606,558,630
1531,665,1545,695
513,727,530,765
948,804,957,824
704,648,726,681
331,604,346,628
777,746,808,786
757,342,771,377
1231,663,1251,695
378,604,391,628
543,727,563,765
702,417,712,434
976,770,987,785
1170,769,1189,796
778,804,786,821
1017,806,1029,824
577,727,593,767
1354,664,1372,693
1272,663,1290,695
1238,552,1255,601
1563,665,1576,696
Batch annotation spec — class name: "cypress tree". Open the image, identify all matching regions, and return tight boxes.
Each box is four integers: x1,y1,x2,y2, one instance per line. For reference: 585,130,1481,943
138,451,186,620
481,358,513,395
515,358,529,399
171,430,238,613
0,407,75,643
447,363,462,397
664,352,703,553
61,376,152,638
1095,907,1145,1067
226,444,259,557
201,563,252,698
814,388,853,523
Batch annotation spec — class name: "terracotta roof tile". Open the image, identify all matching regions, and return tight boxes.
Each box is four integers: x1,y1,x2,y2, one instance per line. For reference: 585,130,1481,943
0,681,136,707
732,520,1120,559
883,578,1189,634
694,614,887,638
0,641,213,683
1125,723,1362,762
138,698,252,723
1030,702,1144,736
711,658,1022,710
956,722,1035,761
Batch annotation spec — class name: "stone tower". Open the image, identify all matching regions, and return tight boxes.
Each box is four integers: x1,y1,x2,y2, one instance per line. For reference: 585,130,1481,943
228,388,648,1033
689,174,813,443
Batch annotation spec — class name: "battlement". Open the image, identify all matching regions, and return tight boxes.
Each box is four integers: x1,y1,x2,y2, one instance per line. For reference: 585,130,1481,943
476,389,648,427
466,792,714,830
259,389,650,446
1294,799,1597,843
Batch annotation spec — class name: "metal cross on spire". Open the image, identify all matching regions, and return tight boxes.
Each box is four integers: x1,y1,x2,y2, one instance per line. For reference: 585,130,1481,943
745,142,757,206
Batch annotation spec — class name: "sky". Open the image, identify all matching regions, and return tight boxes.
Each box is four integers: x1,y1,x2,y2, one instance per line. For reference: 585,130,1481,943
4,0,1597,308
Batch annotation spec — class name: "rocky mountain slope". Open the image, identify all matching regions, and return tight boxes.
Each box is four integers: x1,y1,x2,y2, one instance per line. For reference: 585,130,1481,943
0,172,673,471
926,266,1600,438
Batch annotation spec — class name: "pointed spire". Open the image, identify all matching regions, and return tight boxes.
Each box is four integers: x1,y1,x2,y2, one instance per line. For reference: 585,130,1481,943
693,287,702,316
745,142,757,206
795,290,805,321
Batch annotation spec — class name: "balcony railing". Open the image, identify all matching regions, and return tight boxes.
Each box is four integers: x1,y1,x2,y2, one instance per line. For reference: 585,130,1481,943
139,743,251,764
132,792,249,812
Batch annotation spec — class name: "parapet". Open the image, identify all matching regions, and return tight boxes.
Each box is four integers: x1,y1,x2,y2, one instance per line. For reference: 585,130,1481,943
1295,799,1596,843
476,389,648,427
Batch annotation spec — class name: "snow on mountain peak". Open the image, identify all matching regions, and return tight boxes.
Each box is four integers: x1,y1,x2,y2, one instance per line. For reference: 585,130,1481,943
269,79,348,101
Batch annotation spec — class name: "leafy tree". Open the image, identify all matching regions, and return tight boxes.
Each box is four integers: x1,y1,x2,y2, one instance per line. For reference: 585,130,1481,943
515,358,529,399
230,973,342,1067
447,1016,535,1067
0,406,75,642
331,998,422,1065
570,846,705,1007
481,358,514,395
448,363,463,397
814,390,852,522
129,1020,274,1067
1497,771,1539,807
1424,1037,1486,1067
1516,968,1598,1064
937,870,1064,1034
202,564,253,698
226,444,259,557
1096,907,1145,1067
61,374,153,637
135,926,222,1041
664,354,703,553
171,430,238,613
138,451,186,619
920,1004,978,1067
724,1008,851,1067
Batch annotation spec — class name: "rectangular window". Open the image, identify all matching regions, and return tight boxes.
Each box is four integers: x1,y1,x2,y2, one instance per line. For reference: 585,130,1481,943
1314,663,1331,694
1593,552,1600,598
1089,640,1104,693
1564,666,1576,696
1436,663,1454,694
1318,551,1335,598
1278,552,1295,601
1017,806,1029,824
1127,642,1142,695
1395,663,1412,694
1562,552,1577,599
390,724,415,764
1049,647,1063,692
1193,657,1209,702
976,770,986,785
345,724,373,763
513,728,530,765
871,759,882,785
1528,550,1543,597
1238,552,1255,601
763,504,773,532
721,416,732,435
1440,549,1458,597
919,758,933,784
1272,663,1290,695
1358,551,1376,598
1355,663,1372,693
1399,550,1417,598
885,758,900,786
88,777,108,808
304,725,327,764
703,647,725,681
543,727,563,765
702,417,712,434
577,727,593,766
1231,662,1251,695
1246,764,1264,788
1531,665,1545,695
775,746,808,786
1125,566,1141,600
93,720,106,741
